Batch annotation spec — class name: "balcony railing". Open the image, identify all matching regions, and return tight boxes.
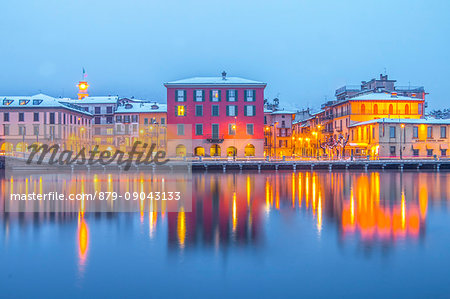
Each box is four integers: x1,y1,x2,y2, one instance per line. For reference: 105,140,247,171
206,134,224,143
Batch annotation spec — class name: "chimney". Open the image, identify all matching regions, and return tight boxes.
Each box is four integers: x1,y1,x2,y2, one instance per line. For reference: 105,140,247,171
222,71,227,80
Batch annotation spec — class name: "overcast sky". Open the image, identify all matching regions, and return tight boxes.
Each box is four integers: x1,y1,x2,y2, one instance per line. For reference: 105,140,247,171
1,0,449,110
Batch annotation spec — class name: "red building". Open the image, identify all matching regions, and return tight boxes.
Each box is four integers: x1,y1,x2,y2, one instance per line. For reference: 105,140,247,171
165,72,266,157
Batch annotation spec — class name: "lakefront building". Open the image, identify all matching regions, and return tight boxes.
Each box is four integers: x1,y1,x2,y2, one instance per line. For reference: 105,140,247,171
0,93,93,153
165,72,266,157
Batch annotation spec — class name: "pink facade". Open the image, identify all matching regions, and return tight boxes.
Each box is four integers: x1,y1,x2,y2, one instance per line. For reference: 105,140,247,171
165,75,266,157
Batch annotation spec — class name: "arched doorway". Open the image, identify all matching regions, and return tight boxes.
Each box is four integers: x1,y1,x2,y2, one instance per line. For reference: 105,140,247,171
194,146,205,156
16,142,28,152
1,142,13,154
176,144,186,157
227,146,237,157
244,144,255,156
210,144,221,157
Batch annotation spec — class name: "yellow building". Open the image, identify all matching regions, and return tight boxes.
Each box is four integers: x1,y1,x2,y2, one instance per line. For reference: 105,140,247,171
348,118,449,159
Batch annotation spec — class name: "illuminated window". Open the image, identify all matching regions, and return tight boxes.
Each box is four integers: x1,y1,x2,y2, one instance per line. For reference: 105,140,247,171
389,104,394,115
211,90,220,102
405,104,410,115
3,100,13,105
177,105,185,116
228,124,236,135
19,100,29,105
361,104,365,114
374,104,378,114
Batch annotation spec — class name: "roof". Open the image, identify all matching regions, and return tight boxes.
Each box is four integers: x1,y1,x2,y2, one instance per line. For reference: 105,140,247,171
62,96,119,105
271,109,297,115
0,93,92,116
115,102,167,114
165,76,266,86
349,118,450,128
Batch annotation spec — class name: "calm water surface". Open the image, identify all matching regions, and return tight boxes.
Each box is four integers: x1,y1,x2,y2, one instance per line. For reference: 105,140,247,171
1,170,450,298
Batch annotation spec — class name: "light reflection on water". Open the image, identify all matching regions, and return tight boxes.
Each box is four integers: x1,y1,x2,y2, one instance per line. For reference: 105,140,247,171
0,171,450,298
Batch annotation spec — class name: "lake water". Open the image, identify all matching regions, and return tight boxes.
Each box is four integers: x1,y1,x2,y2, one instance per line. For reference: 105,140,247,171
1,170,449,298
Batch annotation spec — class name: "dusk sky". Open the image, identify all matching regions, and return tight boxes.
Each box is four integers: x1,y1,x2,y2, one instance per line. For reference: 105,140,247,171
1,0,449,110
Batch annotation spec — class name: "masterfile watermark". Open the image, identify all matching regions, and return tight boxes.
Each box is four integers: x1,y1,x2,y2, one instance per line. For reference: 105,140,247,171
26,141,168,170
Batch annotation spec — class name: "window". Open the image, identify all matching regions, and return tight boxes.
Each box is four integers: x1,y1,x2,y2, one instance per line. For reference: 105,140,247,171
124,115,130,123
413,149,419,156
413,126,419,138
177,124,185,136
211,90,220,102
49,113,55,124
95,107,101,114
3,112,9,122
19,100,29,105
441,149,447,156
245,105,255,116
176,90,186,102
441,126,447,138
374,104,378,114
195,124,203,135
246,124,254,135
195,105,203,117
132,115,138,122
405,104,409,115
427,126,433,138
19,126,26,136
106,128,113,135
264,116,267,124
94,127,101,135
281,120,286,128
177,105,185,116
227,105,237,116
227,90,236,102
212,105,219,116
3,100,13,105
33,99,42,105
245,90,255,102
95,117,101,124
19,112,24,122
3,125,9,136
427,149,433,157
361,104,365,114
195,90,204,102
389,126,396,138
106,116,113,124
116,115,122,122
144,118,148,125
389,104,394,115
33,125,39,136
32,112,39,122
228,123,236,135
84,107,89,112
106,106,113,114
160,118,166,125
390,146,396,155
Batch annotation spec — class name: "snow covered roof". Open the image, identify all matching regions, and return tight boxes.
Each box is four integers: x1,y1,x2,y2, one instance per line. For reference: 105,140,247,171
0,93,92,116
349,118,450,127
165,77,266,86
116,102,167,114
271,109,297,115
62,96,119,104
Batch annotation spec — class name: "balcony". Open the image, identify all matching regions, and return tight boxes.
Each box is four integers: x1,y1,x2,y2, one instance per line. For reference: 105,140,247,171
206,134,224,143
